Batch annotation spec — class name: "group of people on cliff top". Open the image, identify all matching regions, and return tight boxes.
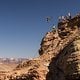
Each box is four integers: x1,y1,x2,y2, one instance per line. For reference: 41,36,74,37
51,12,80,31
51,13,72,32
58,13,71,22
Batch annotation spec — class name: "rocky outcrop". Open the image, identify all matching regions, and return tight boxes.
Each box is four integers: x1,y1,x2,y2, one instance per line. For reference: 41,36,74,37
46,15,80,80
46,36,80,80
1,13,80,80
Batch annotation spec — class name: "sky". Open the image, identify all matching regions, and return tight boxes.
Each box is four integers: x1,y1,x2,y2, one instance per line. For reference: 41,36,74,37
0,0,80,58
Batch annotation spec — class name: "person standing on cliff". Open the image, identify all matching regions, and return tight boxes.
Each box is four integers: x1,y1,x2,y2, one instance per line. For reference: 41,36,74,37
51,24,57,33
68,12,71,19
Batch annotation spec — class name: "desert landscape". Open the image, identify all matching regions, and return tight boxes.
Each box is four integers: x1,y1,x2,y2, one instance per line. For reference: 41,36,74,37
0,0,80,80
0,13,80,80
0,58,28,79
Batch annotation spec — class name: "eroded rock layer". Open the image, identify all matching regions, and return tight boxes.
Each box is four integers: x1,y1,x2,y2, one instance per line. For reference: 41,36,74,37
47,36,80,80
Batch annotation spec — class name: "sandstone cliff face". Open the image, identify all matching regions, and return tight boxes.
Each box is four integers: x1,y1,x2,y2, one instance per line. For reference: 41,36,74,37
39,14,80,80
45,15,80,80
46,36,80,80
1,14,80,80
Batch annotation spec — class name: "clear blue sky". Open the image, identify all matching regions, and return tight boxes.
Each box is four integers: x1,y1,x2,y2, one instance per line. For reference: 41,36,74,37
0,0,80,58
